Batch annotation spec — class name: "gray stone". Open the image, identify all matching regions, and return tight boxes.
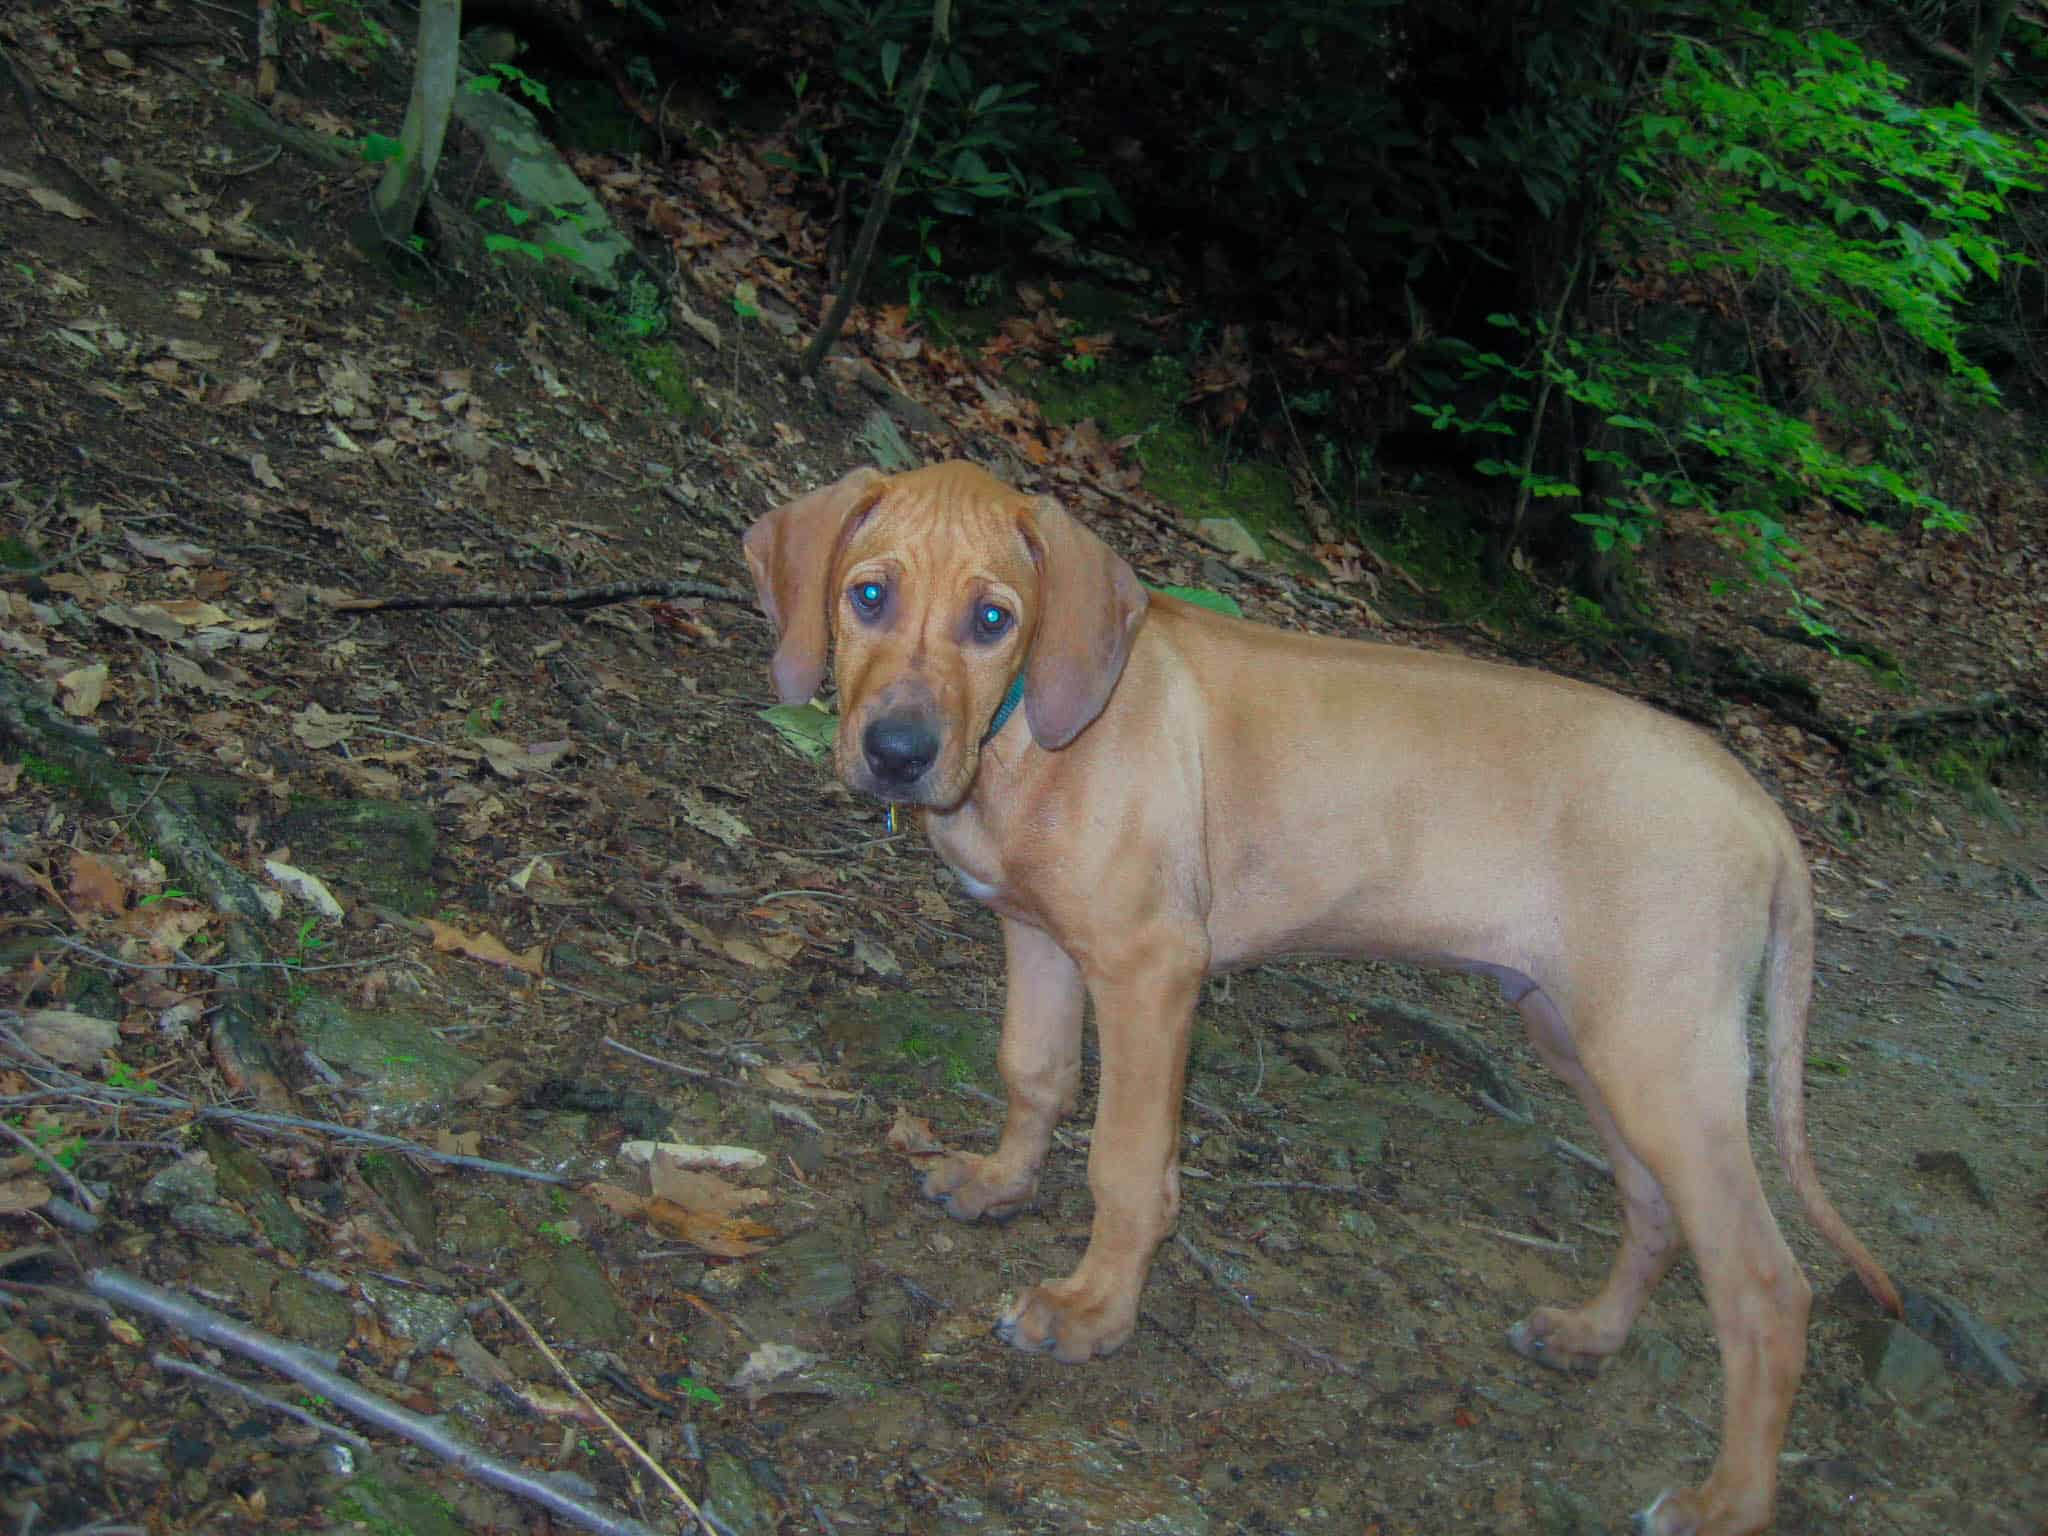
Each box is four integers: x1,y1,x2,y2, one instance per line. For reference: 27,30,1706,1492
140,1153,219,1207
451,80,639,293
1903,1289,2026,1388
277,797,436,915
293,993,477,1122
171,1203,255,1241
1855,1319,1948,1403
204,1129,309,1257
702,1451,778,1536
519,1244,632,1347
1194,517,1262,561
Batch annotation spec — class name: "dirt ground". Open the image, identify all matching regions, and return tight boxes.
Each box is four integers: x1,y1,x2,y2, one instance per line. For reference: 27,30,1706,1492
0,7,2043,1535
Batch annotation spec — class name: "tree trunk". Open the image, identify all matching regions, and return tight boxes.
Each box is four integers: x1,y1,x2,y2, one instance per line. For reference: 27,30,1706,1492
367,0,462,249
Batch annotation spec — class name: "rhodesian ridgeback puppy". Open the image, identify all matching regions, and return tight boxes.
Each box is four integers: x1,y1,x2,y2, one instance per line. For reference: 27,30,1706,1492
743,461,1901,1536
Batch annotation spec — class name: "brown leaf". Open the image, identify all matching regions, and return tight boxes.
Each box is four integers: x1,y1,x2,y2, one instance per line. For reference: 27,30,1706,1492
886,1106,945,1158
68,850,128,914
421,917,543,976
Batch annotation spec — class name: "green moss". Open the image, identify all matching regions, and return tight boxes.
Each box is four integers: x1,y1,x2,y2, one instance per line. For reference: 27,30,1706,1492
629,341,701,420
1033,353,1301,548
21,755,76,788
0,534,35,569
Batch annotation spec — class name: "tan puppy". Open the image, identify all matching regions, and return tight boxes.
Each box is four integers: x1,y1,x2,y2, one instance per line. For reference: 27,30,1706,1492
744,461,1900,1536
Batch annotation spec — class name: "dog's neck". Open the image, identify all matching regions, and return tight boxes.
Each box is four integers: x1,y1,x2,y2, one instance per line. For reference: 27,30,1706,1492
981,673,1026,747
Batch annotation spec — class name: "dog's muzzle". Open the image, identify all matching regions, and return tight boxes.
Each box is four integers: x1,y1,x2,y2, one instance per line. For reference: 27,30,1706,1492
861,712,942,796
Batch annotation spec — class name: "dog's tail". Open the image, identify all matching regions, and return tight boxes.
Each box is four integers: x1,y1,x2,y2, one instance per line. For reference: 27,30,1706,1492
1765,853,1903,1317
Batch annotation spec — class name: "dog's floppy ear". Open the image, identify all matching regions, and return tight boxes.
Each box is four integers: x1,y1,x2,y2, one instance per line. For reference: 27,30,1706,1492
742,468,886,704
1022,496,1148,749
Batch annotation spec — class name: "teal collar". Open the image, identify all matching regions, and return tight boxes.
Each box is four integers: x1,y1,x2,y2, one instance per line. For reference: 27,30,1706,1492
981,673,1025,745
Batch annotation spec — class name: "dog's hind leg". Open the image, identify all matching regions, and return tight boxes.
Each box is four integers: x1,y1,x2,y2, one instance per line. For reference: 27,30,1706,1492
1506,984,1681,1369
1516,982,1810,1536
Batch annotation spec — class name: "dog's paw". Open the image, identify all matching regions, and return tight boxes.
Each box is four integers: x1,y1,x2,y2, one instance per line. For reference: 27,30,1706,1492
994,1280,1137,1364
1632,1482,1773,1536
920,1153,1035,1222
1505,1308,1613,1375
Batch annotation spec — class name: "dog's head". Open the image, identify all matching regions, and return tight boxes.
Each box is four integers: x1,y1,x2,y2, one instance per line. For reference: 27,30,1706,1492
743,461,1147,808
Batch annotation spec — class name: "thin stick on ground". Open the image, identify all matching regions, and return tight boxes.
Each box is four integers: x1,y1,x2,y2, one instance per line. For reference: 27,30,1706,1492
88,1270,665,1536
490,1288,714,1534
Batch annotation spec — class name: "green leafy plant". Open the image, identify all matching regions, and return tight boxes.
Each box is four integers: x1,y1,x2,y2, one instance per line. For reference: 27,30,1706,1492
1408,19,2027,620
464,62,553,110
790,0,1119,250
890,215,950,321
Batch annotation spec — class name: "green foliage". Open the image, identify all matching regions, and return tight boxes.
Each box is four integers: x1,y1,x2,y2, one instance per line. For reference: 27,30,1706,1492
890,215,950,321
791,0,1122,248
1408,17,2032,614
1619,26,2038,401
472,197,586,268
359,133,404,165
464,62,552,110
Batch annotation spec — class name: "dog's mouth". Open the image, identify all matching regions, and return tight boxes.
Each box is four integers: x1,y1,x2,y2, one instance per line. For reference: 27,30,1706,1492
840,708,974,809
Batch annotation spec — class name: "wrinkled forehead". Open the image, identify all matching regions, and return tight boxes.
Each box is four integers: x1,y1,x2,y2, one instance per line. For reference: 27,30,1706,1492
836,482,1040,590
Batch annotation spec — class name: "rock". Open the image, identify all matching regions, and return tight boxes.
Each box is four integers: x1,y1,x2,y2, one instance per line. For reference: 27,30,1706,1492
1855,1319,1947,1403
1194,517,1262,561
702,1450,779,1536
1911,1149,1994,1209
518,1245,633,1348
1529,1478,1604,1535
170,1203,255,1241
1624,1328,1687,1387
276,796,436,915
450,81,639,293
1886,1198,1937,1241
361,1148,439,1251
1903,1288,2026,1388
293,993,477,1122
203,1130,311,1256
140,1153,219,1207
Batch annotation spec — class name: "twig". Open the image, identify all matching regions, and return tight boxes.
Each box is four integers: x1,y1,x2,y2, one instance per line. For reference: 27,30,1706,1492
799,0,954,376
490,1289,714,1532
1548,1137,1612,1178
154,1353,376,1451
332,578,749,614
88,1271,664,1536
0,1117,99,1212
0,1080,576,1187
1461,1220,1576,1256
602,1035,745,1090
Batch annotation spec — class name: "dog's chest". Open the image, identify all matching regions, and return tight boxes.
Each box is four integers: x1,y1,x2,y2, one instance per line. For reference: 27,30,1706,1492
921,806,1014,914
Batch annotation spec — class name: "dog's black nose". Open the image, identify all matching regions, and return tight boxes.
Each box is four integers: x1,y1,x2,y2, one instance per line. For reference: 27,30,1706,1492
863,715,939,787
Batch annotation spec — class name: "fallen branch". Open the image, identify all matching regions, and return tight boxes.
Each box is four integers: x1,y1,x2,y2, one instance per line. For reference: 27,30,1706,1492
331,577,750,614
89,1271,665,1536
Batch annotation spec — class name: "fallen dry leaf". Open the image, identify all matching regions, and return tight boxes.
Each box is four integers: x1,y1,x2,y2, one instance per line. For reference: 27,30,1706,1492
585,1181,775,1258
0,1178,55,1214
68,850,128,914
421,917,543,976
646,1163,775,1215
59,662,110,717
886,1106,945,1158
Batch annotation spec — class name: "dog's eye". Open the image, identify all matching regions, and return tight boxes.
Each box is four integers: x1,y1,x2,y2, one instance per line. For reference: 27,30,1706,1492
973,603,1012,641
849,580,886,617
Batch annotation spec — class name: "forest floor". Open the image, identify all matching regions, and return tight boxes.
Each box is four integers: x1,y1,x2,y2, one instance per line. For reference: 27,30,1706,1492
0,6,2043,1534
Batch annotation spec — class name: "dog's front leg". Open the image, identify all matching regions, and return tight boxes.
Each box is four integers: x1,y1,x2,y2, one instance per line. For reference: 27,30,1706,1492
997,923,1205,1362
924,917,1083,1221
